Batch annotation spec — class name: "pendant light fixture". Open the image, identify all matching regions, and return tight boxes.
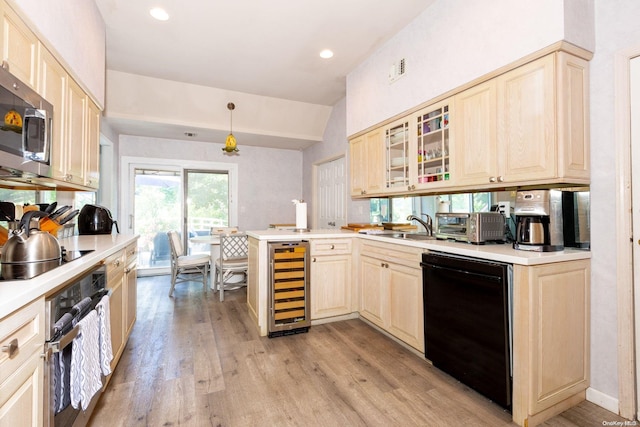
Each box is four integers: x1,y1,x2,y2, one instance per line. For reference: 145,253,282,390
223,102,239,153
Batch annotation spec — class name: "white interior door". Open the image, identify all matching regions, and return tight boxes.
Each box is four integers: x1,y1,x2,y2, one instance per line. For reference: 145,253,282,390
317,156,347,229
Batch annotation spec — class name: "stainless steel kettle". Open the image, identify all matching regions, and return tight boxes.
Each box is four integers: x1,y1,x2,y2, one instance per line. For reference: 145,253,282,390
1,210,62,279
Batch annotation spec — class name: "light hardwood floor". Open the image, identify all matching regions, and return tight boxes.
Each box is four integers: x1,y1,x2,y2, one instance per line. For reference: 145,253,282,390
89,275,626,427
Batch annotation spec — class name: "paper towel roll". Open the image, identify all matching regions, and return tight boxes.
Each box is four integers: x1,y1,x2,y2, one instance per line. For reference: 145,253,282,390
295,203,307,230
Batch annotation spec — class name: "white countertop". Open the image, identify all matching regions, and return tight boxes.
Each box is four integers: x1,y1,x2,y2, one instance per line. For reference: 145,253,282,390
246,229,591,266
0,234,138,319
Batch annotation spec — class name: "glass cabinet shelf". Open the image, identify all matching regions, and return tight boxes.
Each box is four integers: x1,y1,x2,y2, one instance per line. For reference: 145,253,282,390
416,104,450,184
385,121,410,189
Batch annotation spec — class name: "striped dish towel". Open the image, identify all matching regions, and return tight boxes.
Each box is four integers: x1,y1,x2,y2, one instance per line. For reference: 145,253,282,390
96,295,113,375
70,310,103,410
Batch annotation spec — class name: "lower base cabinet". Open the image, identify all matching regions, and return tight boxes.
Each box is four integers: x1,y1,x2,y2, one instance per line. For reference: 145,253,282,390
512,259,590,427
310,239,353,320
124,243,138,338
0,298,45,427
0,350,44,426
358,240,424,352
106,242,138,375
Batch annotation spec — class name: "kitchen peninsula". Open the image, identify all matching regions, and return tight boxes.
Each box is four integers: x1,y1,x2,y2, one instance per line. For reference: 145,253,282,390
247,228,591,427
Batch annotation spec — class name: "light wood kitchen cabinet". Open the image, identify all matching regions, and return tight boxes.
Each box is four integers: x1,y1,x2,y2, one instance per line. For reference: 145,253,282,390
0,298,44,427
350,128,384,197
124,243,137,338
84,99,101,189
0,1,103,191
358,240,424,352
105,249,126,372
66,78,88,187
411,100,451,190
350,48,590,197
0,2,37,89
383,117,410,192
452,79,497,186
454,52,589,188
247,236,261,329
310,239,353,320
38,46,68,182
512,259,590,427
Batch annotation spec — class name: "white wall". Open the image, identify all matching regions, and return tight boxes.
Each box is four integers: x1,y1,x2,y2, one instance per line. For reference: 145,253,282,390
302,97,370,226
587,0,640,406
346,0,594,136
119,135,303,231
9,0,106,106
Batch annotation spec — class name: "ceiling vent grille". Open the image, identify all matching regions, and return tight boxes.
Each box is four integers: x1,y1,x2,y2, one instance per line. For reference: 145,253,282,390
389,58,406,83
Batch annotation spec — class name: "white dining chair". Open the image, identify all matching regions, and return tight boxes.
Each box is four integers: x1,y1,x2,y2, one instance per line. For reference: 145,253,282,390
214,232,248,301
167,230,210,297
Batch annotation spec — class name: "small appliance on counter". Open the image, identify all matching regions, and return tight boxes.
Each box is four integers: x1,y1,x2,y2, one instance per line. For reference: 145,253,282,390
434,212,506,244
77,204,120,235
562,190,590,249
514,190,564,252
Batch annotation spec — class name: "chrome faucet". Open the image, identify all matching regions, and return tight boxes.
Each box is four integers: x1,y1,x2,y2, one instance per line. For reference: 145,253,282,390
407,214,433,236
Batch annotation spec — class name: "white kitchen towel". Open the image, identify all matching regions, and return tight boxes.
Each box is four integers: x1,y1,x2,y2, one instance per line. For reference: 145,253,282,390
95,295,113,376
295,202,307,229
70,310,103,411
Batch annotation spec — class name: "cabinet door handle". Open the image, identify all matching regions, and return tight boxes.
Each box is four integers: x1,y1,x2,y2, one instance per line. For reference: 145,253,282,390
312,257,316,262
497,176,504,182
330,245,335,250
2,338,18,358
489,176,497,183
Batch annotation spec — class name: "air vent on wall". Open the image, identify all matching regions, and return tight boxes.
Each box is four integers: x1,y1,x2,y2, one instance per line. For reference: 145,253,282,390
389,58,406,83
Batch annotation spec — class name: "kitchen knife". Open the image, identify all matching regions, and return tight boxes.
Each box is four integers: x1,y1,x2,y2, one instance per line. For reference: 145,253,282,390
57,209,79,225
50,205,71,220
44,201,58,215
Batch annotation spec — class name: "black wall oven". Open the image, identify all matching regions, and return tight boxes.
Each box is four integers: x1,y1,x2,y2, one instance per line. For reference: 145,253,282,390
421,251,513,409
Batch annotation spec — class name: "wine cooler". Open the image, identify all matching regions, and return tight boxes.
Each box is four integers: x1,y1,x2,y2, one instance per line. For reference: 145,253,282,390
268,241,310,337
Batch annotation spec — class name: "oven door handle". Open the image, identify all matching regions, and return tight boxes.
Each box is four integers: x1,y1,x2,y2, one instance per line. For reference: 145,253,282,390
46,323,80,355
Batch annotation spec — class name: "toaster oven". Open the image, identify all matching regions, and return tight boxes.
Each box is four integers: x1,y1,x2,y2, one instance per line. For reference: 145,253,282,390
435,212,506,244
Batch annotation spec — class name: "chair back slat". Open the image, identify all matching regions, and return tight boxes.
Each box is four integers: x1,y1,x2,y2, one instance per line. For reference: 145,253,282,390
220,233,248,260
167,230,184,257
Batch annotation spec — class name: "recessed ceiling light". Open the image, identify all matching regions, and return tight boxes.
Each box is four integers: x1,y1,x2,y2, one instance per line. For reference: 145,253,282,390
150,7,169,21
319,49,334,59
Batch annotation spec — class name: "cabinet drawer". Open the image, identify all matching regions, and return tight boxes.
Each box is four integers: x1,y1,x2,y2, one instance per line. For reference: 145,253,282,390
125,242,138,264
359,240,422,269
0,298,45,386
105,249,125,278
311,239,352,255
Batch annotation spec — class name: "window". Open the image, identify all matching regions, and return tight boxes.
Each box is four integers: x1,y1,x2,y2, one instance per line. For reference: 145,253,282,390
0,189,37,206
370,192,492,223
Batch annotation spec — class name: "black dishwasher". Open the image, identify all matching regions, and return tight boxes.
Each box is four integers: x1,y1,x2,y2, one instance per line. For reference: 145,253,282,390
421,251,512,409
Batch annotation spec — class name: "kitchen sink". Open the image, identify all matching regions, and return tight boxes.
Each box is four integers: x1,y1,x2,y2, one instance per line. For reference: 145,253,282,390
388,232,437,241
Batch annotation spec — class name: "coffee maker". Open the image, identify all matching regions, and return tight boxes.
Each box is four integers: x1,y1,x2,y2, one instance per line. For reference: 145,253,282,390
513,190,564,252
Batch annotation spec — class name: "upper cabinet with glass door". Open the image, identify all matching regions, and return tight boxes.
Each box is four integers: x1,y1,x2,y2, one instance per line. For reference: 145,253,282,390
411,100,452,190
384,118,410,192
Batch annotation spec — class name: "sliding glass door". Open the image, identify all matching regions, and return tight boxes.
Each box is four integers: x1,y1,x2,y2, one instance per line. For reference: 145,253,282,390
184,169,229,255
130,166,232,275
134,168,181,272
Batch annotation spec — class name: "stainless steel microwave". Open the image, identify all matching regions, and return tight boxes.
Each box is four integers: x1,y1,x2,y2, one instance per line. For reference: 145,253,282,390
0,64,53,177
